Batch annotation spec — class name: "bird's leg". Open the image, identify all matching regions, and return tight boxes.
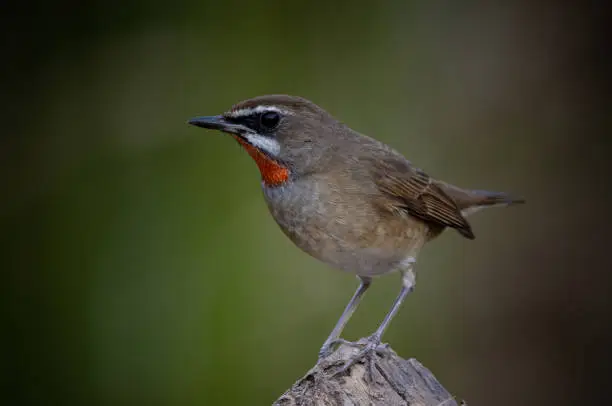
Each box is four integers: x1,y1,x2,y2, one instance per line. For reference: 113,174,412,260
318,276,372,359
336,262,416,381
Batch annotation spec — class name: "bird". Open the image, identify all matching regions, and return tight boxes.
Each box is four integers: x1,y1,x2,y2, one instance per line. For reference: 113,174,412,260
188,95,524,376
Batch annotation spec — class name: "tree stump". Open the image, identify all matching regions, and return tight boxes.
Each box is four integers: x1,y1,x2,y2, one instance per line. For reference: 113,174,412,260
273,340,464,406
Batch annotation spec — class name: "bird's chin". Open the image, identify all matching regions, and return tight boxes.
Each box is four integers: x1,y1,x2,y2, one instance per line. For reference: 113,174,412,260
230,135,290,186
229,133,249,145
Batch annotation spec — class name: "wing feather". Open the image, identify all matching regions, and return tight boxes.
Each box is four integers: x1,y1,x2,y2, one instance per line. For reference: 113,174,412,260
373,160,475,239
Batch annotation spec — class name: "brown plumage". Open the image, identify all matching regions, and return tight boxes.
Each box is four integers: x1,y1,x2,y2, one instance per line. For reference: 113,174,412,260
188,94,524,366
373,159,475,239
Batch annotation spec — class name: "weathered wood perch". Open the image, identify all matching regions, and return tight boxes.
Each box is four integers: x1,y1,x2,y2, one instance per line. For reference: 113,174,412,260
273,340,464,406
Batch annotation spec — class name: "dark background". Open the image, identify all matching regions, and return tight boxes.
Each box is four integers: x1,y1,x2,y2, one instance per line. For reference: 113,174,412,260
2,1,610,405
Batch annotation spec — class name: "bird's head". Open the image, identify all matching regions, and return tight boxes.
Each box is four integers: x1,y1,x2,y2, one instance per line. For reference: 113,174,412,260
188,95,343,186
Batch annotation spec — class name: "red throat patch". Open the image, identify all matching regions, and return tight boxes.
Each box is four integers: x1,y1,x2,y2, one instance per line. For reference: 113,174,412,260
233,136,289,186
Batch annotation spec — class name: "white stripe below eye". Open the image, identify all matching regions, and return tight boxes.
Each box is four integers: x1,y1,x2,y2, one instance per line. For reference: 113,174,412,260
244,133,281,156
227,105,293,118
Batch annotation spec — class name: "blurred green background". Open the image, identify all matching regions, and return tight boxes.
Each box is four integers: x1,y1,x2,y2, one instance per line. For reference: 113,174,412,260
2,1,610,405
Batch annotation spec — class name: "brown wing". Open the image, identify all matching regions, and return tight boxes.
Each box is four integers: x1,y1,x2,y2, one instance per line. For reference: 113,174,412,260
373,161,475,239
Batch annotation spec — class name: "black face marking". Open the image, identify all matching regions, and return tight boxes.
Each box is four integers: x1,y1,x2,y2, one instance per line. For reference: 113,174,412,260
224,110,281,136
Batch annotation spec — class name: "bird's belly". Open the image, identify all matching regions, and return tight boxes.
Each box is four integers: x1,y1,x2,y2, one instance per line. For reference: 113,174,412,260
264,184,429,276
297,221,428,277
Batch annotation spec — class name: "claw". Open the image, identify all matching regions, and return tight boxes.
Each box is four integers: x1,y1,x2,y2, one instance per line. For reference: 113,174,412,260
319,338,367,359
319,338,349,359
319,338,350,361
331,336,389,382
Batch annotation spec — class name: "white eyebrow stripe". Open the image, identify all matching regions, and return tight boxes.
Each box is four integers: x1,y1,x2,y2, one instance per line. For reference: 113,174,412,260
243,133,281,156
227,105,293,118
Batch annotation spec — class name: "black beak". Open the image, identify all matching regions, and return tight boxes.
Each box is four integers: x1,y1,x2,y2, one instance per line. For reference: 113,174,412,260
187,115,246,136
187,115,226,130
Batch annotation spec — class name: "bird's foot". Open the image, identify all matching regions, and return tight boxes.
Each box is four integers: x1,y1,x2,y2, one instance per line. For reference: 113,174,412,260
331,335,389,382
318,338,354,360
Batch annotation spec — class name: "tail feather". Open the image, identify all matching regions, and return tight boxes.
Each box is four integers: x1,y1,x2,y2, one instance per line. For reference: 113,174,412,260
468,190,525,205
437,182,524,216
458,190,525,216
434,182,524,238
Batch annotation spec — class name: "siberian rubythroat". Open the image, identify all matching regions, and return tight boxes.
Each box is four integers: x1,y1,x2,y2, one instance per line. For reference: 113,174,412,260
188,95,524,370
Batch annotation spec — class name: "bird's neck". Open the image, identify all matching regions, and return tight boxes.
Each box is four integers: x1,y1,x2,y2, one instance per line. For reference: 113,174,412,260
233,136,290,186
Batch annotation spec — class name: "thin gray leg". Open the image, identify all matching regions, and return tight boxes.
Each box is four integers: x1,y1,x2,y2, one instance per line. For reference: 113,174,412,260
318,276,372,358
334,265,417,380
370,268,415,342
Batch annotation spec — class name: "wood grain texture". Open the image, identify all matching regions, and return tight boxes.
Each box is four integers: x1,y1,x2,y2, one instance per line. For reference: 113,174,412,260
273,340,465,406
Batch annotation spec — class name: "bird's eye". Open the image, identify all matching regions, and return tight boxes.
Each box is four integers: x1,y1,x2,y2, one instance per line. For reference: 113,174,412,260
260,111,280,130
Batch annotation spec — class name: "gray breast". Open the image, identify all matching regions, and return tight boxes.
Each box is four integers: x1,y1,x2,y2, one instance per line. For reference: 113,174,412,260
262,179,429,277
